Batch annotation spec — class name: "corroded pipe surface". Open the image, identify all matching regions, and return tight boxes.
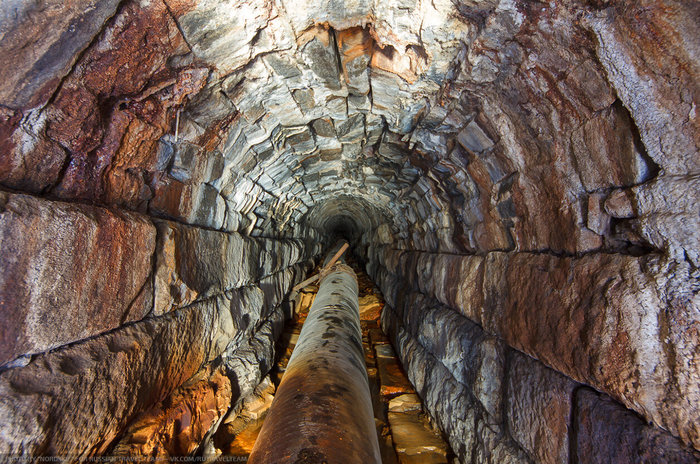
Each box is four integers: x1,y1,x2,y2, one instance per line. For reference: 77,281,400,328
248,247,381,464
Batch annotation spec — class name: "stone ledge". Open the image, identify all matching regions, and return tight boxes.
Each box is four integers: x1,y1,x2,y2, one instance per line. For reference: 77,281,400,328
0,262,306,457
369,246,700,450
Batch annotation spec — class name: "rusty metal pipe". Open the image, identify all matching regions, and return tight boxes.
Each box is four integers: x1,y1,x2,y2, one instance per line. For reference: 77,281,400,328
248,243,381,464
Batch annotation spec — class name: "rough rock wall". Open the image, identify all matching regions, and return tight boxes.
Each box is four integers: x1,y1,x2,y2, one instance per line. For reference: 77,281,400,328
357,0,699,461
0,190,320,456
366,244,699,463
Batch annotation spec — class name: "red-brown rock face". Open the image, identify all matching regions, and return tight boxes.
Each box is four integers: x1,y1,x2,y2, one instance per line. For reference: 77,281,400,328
38,0,205,207
0,192,156,366
112,366,233,457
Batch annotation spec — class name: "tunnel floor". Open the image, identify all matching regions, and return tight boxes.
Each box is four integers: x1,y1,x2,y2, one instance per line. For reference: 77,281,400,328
210,260,455,463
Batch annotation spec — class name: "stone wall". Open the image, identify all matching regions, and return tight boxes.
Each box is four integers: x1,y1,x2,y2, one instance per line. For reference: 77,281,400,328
0,191,320,457
355,1,700,461
365,242,699,463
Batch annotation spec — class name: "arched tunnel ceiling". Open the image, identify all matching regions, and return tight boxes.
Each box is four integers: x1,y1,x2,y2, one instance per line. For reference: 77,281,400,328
304,195,388,242
164,0,467,243
1,0,698,259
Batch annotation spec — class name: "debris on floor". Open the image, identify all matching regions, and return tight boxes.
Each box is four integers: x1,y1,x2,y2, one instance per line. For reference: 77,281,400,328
211,259,455,463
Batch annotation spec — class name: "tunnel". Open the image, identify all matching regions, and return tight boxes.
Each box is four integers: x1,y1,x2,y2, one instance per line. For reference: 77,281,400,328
0,0,698,462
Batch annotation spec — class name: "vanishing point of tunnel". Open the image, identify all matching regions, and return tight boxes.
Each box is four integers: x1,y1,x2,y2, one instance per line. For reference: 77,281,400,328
0,0,698,462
